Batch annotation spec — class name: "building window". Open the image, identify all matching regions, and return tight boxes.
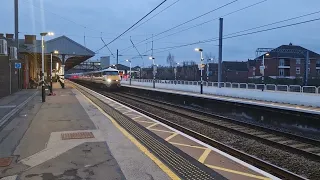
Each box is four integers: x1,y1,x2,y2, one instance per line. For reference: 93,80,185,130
253,71,255,76
296,58,301,64
308,59,311,64
279,59,284,66
279,69,284,76
296,67,300,75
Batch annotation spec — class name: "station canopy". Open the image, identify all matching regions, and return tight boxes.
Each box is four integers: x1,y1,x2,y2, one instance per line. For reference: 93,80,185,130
20,35,95,71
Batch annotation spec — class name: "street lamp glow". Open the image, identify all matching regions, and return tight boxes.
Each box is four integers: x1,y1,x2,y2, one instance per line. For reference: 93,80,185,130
265,53,270,56
126,59,131,62
53,50,59,54
195,48,203,52
48,32,54,36
149,56,155,60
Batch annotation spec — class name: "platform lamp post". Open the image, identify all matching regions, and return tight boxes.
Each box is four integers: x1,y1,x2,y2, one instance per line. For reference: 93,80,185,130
174,62,179,83
40,32,54,102
50,50,59,94
261,53,269,91
149,56,156,88
195,48,204,94
125,59,132,85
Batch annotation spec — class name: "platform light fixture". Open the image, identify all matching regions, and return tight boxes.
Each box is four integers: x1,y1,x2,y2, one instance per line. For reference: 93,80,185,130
125,59,132,85
194,47,204,94
40,31,54,102
149,56,156,88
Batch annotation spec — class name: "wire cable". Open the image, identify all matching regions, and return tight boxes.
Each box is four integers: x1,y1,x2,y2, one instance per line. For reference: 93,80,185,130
105,0,168,46
120,0,239,52
152,17,320,54
150,0,268,44
126,0,181,34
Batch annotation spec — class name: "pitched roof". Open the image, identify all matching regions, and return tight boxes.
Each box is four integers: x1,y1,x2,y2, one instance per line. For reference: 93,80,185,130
255,44,320,59
19,35,95,56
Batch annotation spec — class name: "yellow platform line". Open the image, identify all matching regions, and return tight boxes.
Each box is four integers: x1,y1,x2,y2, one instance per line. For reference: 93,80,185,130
146,123,159,129
165,133,178,141
78,89,180,180
149,128,175,134
198,148,211,163
170,142,207,150
205,164,270,180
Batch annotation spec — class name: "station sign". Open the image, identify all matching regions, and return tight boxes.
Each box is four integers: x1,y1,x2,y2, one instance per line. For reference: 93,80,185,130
15,63,21,69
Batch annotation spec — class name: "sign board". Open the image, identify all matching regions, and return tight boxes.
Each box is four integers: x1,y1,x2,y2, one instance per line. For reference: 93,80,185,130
198,64,205,70
15,63,21,69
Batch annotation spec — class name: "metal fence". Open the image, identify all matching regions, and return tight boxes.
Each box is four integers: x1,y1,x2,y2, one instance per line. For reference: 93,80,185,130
128,79,319,94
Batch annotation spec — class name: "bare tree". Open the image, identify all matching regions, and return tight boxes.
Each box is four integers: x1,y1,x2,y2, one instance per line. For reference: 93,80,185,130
205,52,216,63
166,52,176,67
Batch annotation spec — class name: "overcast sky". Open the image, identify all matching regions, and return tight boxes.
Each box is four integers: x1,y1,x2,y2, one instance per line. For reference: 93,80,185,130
1,0,320,67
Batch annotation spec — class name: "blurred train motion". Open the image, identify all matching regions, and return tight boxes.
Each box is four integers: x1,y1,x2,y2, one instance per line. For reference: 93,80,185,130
68,67,121,89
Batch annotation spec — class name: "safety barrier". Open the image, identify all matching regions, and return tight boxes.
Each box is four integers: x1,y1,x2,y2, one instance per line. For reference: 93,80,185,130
125,79,320,94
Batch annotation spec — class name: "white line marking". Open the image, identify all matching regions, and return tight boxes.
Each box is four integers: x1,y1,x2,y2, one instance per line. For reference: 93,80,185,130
0,105,17,108
132,116,143,119
115,106,125,110
123,110,132,114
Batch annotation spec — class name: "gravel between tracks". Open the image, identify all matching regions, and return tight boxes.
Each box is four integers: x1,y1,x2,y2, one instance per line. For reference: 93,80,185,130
111,92,320,180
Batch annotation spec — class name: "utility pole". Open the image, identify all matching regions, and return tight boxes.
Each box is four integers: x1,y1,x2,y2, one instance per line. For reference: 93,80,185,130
218,18,223,88
151,34,154,56
116,49,118,69
10,0,19,94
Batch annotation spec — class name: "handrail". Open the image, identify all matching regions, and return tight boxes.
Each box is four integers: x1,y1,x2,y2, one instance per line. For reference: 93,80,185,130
128,79,319,94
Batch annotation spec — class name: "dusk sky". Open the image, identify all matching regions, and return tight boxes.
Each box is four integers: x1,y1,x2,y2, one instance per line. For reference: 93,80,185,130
1,0,320,67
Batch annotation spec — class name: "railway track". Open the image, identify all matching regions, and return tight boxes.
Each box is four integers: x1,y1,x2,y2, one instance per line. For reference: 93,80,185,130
115,91,320,161
72,81,311,179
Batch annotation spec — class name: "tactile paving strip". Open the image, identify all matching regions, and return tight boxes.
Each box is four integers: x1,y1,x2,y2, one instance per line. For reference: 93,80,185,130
61,132,94,140
0,157,13,167
79,88,227,180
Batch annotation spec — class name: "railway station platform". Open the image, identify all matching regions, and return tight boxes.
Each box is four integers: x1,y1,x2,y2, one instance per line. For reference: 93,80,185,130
0,82,279,180
121,83,320,116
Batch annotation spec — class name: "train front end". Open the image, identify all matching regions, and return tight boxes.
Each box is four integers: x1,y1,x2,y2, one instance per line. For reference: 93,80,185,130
103,68,121,88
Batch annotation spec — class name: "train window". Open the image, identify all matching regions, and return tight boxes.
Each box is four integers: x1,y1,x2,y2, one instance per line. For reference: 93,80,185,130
103,71,119,75
93,72,102,77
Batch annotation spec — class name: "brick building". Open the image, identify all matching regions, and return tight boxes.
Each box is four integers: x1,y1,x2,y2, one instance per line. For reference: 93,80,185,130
0,33,20,98
248,43,320,80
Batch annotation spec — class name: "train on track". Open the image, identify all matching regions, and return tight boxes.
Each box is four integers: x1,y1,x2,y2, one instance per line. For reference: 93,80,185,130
68,67,121,89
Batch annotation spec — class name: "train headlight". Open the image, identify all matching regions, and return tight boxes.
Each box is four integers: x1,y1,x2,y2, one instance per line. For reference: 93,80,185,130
107,79,112,83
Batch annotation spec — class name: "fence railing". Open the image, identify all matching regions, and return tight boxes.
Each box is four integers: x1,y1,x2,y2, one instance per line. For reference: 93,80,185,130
126,79,319,94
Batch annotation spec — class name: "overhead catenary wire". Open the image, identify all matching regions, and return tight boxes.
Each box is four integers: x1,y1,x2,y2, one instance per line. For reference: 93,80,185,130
130,37,145,59
23,0,104,33
151,17,320,54
103,0,168,47
120,0,239,52
147,0,268,45
125,0,181,35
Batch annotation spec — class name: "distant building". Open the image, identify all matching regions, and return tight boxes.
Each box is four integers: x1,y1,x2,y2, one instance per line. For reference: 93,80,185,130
249,43,320,79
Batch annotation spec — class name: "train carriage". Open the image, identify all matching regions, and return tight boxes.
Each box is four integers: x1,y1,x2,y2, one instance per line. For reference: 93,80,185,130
70,67,121,89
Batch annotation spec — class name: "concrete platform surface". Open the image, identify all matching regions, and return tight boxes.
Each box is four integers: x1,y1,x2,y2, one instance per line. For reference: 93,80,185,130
0,83,170,180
